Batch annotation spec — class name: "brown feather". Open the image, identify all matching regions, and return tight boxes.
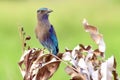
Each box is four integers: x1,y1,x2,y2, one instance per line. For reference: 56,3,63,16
35,22,50,42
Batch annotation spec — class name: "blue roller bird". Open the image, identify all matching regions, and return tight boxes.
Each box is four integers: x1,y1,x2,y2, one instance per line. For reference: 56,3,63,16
35,8,59,55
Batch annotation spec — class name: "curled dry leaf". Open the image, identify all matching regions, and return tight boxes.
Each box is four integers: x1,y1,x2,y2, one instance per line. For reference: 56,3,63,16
18,48,61,80
35,61,60,80
82,19,106,54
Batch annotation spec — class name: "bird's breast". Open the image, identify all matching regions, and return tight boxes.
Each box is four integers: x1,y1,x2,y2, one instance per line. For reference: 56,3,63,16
35,25,50,42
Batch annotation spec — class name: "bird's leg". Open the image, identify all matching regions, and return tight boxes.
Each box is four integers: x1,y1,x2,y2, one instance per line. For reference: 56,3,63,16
42,48,46,54
43,48,46,50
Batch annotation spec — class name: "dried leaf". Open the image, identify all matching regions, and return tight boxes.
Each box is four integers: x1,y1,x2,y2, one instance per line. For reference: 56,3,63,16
91,70,102,80
35,61,60,80
62,52,72,61
72,45,81,59
82,19,106,54
36,66,50,80
65,66,85,80
79,44,92,53
18,48,61,80
112,57,120,80
78,58,90,80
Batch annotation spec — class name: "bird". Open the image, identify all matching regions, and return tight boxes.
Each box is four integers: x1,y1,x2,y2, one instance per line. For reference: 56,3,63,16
35,8,59,55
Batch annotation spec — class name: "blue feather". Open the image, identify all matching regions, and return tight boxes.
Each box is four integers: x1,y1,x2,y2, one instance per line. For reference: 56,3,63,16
40,25,59,55
49,25,59,55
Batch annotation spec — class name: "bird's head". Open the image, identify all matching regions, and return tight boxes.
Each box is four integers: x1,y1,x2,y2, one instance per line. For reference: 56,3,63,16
37,8,53,16
37,8,53,21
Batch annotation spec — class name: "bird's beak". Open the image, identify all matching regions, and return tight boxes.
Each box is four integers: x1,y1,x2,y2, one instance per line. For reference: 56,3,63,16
47,9,53,13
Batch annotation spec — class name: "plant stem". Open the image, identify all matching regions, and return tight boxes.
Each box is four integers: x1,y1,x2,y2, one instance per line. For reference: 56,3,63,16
18,26,25,53
50,53,77,72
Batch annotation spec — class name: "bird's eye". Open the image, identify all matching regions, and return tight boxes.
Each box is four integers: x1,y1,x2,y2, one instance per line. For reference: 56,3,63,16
40,10,45,13
37,10,45,13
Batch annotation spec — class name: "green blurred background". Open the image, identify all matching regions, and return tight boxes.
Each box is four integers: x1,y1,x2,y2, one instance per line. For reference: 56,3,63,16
0,0,120,80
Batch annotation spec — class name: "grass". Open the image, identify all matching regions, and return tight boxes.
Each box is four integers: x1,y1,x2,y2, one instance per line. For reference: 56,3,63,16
0,0,120,80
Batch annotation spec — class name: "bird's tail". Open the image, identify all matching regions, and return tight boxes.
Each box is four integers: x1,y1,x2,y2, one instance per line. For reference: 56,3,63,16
52,46,59,55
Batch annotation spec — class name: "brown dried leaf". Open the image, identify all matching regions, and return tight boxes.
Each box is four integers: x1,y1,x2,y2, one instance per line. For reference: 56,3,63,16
112,57,119,80
82,19,106,54
36,66,50,80
65,49,72,53
94,49,104,57
35,61,60,80
65,66,85,80
82,19,98,34
79,44,91,52
57,53,63,60
35,54,54,64
112,70,119,80
19,49,43,80
18,48,61,80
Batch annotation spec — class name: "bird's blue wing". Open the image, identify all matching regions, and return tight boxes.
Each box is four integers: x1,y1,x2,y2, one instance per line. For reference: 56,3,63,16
49,25,59,54
41,25,59,55
49,25,58,46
